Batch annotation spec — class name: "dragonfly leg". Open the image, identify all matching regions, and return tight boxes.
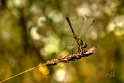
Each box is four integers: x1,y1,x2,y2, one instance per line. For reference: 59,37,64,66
83,42,87,48
81,42,87,53
78,44,81,53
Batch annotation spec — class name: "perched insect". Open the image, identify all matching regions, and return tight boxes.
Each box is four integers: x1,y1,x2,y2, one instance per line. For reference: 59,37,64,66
66,16,95,53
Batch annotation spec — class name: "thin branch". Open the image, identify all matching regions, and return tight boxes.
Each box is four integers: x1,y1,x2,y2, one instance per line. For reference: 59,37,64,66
0,47,97,83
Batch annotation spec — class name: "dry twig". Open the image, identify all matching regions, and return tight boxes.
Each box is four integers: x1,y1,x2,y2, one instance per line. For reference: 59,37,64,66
0,47,97,83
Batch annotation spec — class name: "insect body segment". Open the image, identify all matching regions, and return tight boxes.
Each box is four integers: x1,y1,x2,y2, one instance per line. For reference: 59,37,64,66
74,34,87,53
66,16,76,36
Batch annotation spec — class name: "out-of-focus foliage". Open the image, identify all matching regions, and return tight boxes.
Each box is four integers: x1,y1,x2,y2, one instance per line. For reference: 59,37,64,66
0,0,124,83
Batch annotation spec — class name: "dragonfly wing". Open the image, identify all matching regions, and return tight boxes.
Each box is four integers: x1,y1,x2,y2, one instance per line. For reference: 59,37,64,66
68,16,85,35
65,36,77,50
61,35,78,53
66,36,76,46
78,16,94,36
68,15,94,36
66,36,79,53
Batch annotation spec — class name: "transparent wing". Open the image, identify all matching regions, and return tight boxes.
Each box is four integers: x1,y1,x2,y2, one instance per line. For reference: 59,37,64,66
60,35,78,53
65,36,77,49
68,15,94,37
66,36,79,53
79,16,94,36
68,16,84,35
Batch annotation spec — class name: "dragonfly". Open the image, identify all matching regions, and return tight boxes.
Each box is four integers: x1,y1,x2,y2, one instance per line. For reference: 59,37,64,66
65,16,95,53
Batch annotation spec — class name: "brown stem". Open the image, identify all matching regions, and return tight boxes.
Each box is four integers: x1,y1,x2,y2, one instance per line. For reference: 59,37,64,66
0,47,97,83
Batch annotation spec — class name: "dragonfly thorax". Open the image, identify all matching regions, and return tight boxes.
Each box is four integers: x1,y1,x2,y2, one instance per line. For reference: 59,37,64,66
73,34,87,53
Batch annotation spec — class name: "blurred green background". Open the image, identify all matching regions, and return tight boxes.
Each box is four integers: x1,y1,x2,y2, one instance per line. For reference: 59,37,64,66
0,0,124,83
